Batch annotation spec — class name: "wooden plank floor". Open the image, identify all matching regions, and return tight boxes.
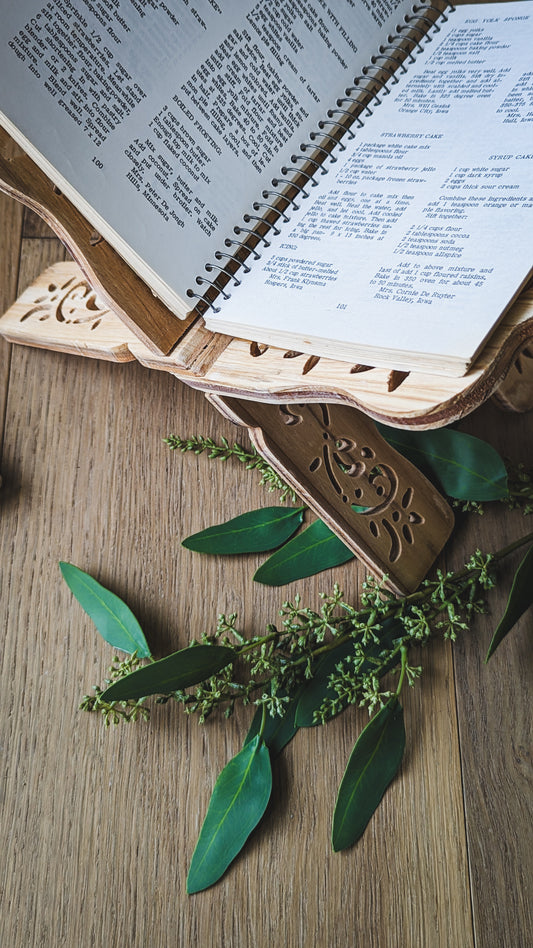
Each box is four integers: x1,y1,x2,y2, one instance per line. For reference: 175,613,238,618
1,203,532,947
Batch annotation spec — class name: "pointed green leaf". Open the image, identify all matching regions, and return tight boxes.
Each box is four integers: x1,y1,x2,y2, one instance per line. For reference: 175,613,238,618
253,519,354,586
100,644,234,701
332,696,405,852
296,617,403,727
486,543,533,661
187,735,272,893
376,424,508,501
243,685,305,757
59,562,151,658
182,506,305,555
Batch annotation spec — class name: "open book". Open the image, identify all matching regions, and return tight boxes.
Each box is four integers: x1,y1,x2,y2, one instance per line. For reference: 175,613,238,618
1,1,532,375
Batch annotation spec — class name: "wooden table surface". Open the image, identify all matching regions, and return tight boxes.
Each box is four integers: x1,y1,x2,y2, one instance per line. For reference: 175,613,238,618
1,168,532,946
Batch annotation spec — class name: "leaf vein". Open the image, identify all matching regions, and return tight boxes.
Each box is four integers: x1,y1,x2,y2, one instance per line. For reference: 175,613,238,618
193,744,258,873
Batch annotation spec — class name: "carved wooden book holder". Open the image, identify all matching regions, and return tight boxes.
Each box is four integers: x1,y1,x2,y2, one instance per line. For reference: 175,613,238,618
2,130,533,592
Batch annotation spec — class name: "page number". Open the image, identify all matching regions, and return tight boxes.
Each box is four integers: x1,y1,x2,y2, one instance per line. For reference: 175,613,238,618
336,303,347,310
92,156,103,170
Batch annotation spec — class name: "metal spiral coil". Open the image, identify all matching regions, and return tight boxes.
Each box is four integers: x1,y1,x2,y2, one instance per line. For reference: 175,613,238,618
365,57,403,83
373,57,404,75
233,225,271,247
343,81,376,113
395,21,434,49
329,106,365,128
289,153,329,175
271,177,311,198
309,128,347,151
186,287,222,312
361,65,393,93
194,275,232,299
300,140,337,162
406,3,442,31
244,212,281,235
280,163,321,186
205,262,242,286
377,43,415,66
318,119,356,141
411,14,441,31
224,236,261,258
413,2,453,21
261,187,300,209
214,249,252,273
345,75,385,107
252,200,291,222
187,2,455,315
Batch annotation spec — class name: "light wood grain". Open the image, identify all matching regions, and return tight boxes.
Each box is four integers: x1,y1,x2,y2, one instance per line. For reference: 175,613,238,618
0,263,459,595
4,258,533,431
1,213,531,948
448,403,533,948
1,2,532,934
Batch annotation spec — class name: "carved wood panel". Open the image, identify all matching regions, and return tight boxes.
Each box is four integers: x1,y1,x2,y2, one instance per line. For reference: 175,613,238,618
211,396,455,594
5,261,533,431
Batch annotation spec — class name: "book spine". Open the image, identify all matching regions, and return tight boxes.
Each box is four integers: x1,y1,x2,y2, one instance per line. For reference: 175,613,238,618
187,2,455,316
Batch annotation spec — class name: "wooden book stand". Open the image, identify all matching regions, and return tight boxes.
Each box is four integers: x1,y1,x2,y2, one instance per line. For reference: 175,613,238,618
2,130,533,594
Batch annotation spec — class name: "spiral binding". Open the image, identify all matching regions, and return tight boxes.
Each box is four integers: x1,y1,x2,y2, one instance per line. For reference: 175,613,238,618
187,2,455,314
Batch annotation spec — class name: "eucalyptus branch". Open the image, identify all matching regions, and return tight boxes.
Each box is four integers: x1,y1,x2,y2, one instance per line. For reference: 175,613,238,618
80,653,151,726
503,459,533,514
166,431,533,518
452,458,533,515
164,434,297,503
70,427,533,892
82,530,533,727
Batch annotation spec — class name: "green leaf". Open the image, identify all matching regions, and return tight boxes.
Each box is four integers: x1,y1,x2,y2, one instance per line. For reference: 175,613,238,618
332,696,405,852
295,617,402,727
59,562,151,658
100,644,234,701
486,543,533,661
182,506,305,555
243,686,305,757
253,519,354,586
295,640,357,727
187,735,272,893
376,424,508,501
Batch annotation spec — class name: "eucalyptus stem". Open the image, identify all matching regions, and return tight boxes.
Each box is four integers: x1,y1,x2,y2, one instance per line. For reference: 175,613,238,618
81,530,533,727
395,647,409,697
164,434,297,502
489,529,533,561
257,703,268,740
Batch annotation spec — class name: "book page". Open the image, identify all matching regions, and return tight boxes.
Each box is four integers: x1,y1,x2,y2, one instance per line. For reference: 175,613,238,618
0,0,414,316
208,2,533,373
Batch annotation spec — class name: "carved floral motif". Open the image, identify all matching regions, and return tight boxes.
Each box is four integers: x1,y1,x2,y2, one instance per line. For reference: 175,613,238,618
20,276,109,330
279,403,424,564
